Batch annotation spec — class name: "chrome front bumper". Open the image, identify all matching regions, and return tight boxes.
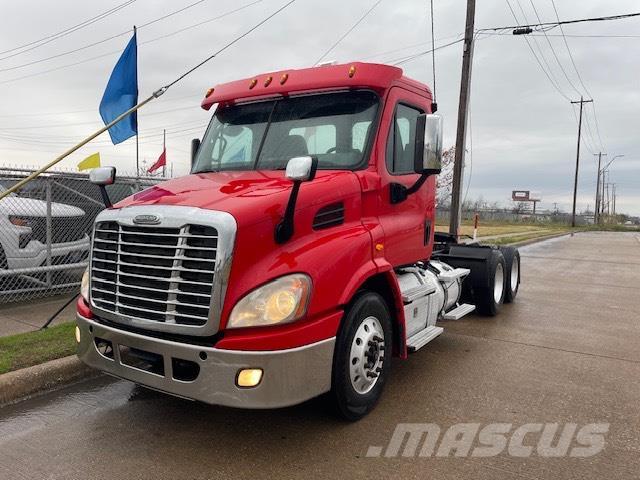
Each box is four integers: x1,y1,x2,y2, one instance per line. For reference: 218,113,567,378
76,314,335,409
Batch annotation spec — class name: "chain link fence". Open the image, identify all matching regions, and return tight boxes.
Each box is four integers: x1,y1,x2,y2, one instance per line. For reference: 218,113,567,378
0,167,164,304
436,207,594,225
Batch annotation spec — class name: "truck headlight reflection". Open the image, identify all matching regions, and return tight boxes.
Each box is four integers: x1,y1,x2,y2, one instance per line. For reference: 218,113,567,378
228,274,311,328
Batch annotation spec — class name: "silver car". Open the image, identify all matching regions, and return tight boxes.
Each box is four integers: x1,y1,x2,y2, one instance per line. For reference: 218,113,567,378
0,185,90,274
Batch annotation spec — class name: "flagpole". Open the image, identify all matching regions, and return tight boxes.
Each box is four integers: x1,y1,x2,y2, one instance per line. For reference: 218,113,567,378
0,91,162,201
162,129,166,178
134,25,140,177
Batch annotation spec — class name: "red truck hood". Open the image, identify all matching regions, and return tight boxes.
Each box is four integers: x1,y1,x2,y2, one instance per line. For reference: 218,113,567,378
115,170,360,227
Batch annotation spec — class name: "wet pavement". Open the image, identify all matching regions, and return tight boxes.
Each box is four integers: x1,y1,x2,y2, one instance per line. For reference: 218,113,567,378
1,232,639,479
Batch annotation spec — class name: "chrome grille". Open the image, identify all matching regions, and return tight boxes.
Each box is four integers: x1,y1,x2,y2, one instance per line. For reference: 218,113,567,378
90,221,218,328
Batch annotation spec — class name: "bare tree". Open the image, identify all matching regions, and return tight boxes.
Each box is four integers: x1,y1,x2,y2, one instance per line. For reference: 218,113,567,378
435,146,455,206
512,201,529,214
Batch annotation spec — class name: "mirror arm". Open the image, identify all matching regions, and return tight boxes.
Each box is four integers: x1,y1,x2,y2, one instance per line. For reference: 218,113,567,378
98,186,112,208
390,173,431,204
190,138,201,168
275,181,302,244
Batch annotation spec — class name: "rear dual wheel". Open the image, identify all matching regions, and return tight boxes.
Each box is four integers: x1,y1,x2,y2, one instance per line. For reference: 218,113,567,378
474,249,507,316
499,246,521,303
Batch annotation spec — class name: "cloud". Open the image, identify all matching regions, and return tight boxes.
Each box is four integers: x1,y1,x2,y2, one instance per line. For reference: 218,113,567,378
0,0,638,214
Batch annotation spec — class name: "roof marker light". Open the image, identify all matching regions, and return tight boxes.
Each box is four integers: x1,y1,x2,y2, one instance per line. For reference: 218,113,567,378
348,65,356,78
249,78,258,89
280,73,289,85
205,87,215,97
264,76,273,87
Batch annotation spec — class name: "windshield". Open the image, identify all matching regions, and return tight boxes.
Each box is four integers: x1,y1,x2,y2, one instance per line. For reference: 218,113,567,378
192,90,379,173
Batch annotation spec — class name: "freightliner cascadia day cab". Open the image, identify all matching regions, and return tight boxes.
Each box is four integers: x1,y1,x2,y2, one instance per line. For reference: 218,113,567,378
76,62,521,420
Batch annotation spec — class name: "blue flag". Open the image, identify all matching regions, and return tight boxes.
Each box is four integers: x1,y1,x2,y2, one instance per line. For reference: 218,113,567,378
99,31,137,144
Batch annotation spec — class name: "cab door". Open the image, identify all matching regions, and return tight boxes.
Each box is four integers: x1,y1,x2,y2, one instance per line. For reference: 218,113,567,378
375,87,436,267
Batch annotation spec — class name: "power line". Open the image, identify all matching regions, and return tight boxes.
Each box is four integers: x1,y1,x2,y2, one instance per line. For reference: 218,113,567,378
359,32,463,61
570,103,595,155
0,93,202,118
390,38,464,65
478,10,640,32
528,0,582,98
314,0,383,66
164,0,297,90
505,0,602,156
429,0,437,103
0,0,297,199
0,1,258,74
549,0,605,152
505,0,570,101
0,0,137,61
476,31,640,38
0,1,263,85
581,108,598,155
515,0,568,98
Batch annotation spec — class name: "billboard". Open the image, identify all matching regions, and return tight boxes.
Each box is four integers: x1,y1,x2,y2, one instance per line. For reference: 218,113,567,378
512,190,542,202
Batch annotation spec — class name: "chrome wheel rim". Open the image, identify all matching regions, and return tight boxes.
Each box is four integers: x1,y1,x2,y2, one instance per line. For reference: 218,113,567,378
349,316,385,395
494,263,504,304
510,257,519,292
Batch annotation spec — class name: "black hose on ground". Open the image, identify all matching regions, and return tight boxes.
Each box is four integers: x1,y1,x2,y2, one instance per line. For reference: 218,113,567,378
40,294,78,330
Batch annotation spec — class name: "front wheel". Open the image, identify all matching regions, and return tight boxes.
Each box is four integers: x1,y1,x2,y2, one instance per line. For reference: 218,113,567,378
330,291,392,421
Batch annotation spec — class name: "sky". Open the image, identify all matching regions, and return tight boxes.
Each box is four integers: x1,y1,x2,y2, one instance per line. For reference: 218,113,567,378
0,0,638,215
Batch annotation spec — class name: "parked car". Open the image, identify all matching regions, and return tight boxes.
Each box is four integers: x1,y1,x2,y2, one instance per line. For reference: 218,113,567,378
0,185,90,275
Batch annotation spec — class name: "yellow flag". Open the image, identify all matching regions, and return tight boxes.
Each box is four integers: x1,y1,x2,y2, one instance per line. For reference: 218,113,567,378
78,152,100,171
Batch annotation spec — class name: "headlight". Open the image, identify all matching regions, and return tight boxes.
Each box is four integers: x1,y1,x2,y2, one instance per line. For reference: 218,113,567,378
80,267,90,301
9,216,31,228
228,274,311,329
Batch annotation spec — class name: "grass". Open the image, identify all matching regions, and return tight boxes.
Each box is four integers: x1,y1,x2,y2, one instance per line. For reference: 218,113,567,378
435,223,555,238
0,322,76,375
490,230,570,245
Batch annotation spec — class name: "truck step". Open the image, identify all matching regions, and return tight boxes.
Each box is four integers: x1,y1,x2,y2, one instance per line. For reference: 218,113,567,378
407,326,444,353
442,303,476,320
437,267,471,283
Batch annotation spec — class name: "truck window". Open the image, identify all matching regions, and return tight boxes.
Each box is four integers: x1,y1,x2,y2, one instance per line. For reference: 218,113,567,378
211,126,253,167
386,103,422,175
289,125,337,157
193,90,379,173
197,101,271,171
352,121,371,151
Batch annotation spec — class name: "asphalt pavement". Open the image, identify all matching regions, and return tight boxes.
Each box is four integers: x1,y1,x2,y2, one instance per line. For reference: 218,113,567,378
1,231,639,479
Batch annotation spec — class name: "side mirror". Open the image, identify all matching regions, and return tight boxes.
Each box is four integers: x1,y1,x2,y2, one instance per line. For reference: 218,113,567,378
275,156,319,244
414,113,443,174
285,156,318,182
89,167,116,208
191,138,201,167
89,166,116,185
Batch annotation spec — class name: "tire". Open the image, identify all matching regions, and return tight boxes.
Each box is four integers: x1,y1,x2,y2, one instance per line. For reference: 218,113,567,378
0,246,8,290
330,291,392,421
474,249,507,316
499,246,520,303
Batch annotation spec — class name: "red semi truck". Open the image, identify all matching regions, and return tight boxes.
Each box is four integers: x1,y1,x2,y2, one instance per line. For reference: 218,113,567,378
76,62,520,420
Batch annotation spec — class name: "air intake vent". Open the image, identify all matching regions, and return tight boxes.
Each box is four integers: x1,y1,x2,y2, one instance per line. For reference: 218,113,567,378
313,202,344,230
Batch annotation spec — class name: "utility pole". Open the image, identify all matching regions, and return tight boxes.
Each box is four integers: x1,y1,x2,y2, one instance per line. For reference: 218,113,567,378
449,0,475,236
612,184,616,217
569,97,593,227
600,169,606,221
594,152,606,224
